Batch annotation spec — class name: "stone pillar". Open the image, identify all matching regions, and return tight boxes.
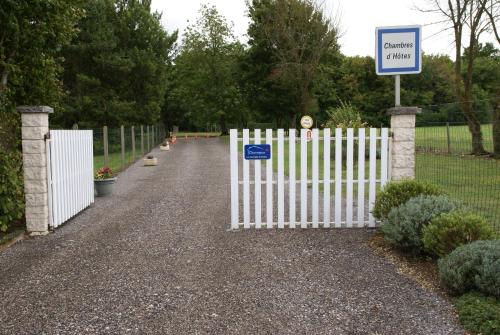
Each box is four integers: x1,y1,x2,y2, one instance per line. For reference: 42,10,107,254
388,106,421,181
17,106,53,235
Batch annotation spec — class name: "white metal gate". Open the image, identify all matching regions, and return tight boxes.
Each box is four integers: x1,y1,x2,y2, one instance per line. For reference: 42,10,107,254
229,128,390,229
47,130,94,228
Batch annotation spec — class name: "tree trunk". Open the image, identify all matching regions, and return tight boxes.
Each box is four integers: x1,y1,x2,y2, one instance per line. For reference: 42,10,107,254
462,40,487,155
464,108,487,155
289,112,296,129
219,115,228,135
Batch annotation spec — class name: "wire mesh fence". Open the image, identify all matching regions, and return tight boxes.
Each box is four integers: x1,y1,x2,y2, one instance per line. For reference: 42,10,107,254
415,114,499,231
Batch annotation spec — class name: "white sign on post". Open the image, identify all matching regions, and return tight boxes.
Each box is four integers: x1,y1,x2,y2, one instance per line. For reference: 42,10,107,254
375,25,422,75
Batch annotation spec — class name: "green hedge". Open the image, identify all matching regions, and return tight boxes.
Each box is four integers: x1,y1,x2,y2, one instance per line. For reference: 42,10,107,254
0,149,24,232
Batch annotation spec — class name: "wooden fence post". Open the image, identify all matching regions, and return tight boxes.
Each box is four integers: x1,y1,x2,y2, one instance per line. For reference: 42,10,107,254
120,125,125,170
446,122,451,154
103,126,109,167
147,125,150,152
131,126,135,161
140,125,144,156
152,125,155,147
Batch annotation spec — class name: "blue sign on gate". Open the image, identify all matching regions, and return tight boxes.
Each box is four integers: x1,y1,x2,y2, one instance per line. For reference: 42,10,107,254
244,144,271,160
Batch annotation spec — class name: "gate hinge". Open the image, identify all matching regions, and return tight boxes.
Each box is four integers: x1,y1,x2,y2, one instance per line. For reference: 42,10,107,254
44,132,51,141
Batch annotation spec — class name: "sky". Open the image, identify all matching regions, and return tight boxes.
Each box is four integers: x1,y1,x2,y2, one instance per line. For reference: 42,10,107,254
151,0,497,58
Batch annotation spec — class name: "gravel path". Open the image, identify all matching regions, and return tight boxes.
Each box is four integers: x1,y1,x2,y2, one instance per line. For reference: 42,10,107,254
0,138,463,334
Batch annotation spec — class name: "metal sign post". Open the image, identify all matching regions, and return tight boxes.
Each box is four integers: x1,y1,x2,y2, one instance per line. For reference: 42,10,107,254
395,74,400,107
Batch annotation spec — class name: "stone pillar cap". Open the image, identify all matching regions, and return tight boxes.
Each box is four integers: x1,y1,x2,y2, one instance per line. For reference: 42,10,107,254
17,106,54,114
387,106,421,115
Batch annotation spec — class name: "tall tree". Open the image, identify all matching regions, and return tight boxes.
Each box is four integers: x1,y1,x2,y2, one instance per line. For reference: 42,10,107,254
172,5,245,134
479,0,500,158
420,0,492,154
60,0,177,128
246,0,340,127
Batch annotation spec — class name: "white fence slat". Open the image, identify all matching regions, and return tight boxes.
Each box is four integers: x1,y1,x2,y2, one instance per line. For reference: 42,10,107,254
289,129,296,228
89,131,94,206
357,128,366,227
368,128,377,227
334,128,342,228
62,131,69,223
254,129,262,229
346,128,354,227
46,135,53,227
277,129,285,228
57,131,64,226
51,131,58,226
266,129,273,228
312,128,319,228
300,129,308,228
72,131,77,216
242,129,250,228
381,128,389,188
230,129,239,229
323,128,331,228
82,131,87,210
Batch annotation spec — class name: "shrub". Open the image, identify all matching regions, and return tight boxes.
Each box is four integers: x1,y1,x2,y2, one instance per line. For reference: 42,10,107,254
438,240,500,298
455,292,500,335
0,150,25,232
372,180,444,220
381,195,459,253
423,211,496,257
322,101,367,130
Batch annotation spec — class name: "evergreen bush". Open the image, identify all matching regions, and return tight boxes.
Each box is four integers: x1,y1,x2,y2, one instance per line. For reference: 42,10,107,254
373,180,444,221
438,240,500,298
381,195,459,253
423,211,496,257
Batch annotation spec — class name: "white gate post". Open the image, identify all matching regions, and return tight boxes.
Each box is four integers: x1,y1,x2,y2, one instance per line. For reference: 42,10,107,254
17,106,53,235
388,107,421,181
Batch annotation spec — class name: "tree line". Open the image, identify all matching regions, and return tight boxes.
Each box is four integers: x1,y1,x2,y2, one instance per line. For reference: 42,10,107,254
1,0,498,153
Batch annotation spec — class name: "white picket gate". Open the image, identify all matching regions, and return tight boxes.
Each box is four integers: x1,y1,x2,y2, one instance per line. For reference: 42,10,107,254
229,128,390,229
47,130,94,228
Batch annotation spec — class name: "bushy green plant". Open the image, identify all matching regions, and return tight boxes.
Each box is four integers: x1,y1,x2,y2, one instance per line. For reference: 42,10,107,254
439,240,500,298
322,101,367,129
381,195,459,253
0,150,25,232
455,292,500,335
373,180,444,220
423,211,496,257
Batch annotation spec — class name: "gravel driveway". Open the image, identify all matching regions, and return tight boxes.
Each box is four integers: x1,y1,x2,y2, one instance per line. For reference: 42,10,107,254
0,138,463,334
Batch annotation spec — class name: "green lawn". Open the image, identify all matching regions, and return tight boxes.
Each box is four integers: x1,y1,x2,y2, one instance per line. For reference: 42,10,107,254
94,150,136,174
416,153,500,229
416,124,493,154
